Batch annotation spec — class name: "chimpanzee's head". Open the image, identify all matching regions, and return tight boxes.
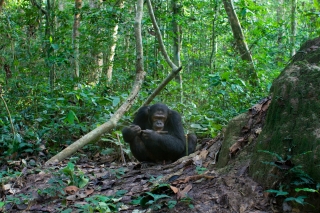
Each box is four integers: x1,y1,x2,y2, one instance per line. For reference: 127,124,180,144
148,103,170,131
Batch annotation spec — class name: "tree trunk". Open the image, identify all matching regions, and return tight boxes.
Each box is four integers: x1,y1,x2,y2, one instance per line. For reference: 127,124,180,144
276,0,284,63
0,0,5,11
222,0,258,85
45,0,55,90
73,0,82,79
46,0,146,165
209,2,219,72
290,0,297,56
106,20,120,82
250,37,320,195
103,0,124,82
171,0,183,103
146,0,178,71
89,0,103,83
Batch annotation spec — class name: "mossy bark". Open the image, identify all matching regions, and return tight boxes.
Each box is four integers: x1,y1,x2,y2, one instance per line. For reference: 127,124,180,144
250,37,320,187
216,113,249,168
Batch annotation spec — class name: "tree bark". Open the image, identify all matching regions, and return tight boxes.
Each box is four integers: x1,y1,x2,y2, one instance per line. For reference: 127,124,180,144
106,24,119,81
171,0,183,103
44,0,55,90
73,0,82,79
209,2,219,72
146,0,178,71
222,0,258,85
290,0,297,56
45,0,146,165
106,0,123,82
276,0,284,63
89,0,103,83
0,0,5,11
143,0,183,106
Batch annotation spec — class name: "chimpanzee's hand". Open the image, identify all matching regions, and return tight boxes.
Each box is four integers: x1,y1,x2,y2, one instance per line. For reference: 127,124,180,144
141,129,156,140
129,125,141,136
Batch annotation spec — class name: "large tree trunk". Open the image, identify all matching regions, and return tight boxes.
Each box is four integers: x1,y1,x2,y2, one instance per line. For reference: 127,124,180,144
222,0,258,85
250,37,320,204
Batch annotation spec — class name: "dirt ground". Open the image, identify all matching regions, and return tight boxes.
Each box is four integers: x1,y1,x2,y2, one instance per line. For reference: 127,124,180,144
0,135,276,213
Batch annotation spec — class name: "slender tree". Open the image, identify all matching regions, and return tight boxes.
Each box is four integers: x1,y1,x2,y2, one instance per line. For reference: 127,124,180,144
209,1,220,72
106,0,124,82
171,0,183,102
89,0,103,83
73,0,82,79
290,0,297,56
222,0,258,85
0,0,5,11
276,0,284,63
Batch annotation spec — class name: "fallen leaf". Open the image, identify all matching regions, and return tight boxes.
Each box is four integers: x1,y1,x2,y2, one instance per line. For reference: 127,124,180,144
66,190,88,201
65,186,79,195
85,187,94,196
261,98,271,111
170,185,179,194
177,184,192,199
199,150,208,160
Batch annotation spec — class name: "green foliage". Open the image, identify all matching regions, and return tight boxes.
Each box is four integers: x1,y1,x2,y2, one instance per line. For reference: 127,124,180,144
75,191,127,213
37,177,66,198
180,197,194,209
0,169,23,184
131,181,175,210
260,150,319,206
196,166,208,175
2,193,33,210
139,192,171,210
109,167,127,179
61,162,89,188
0,0,317,161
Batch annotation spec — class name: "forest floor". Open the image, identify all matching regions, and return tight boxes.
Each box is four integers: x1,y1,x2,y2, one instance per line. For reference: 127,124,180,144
1,104,276,213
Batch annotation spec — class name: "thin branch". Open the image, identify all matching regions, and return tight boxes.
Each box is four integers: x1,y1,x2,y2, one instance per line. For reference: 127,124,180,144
30,0,47,15
0,93,15,135
146,0,178,70
142,66,182,106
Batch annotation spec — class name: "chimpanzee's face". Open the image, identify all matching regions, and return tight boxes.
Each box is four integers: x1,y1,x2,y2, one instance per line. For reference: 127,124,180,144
149,104,169,131
151,110,167,131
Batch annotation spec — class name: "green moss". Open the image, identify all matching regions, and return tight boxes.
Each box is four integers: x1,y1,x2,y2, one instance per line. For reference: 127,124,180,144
216,113,249,168
250,63,320,186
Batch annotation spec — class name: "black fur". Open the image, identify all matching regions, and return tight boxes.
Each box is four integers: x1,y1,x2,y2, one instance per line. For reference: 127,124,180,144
122,103,197,163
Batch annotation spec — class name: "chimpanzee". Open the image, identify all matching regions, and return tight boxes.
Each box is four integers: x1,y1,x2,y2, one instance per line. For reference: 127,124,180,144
122,103,197,164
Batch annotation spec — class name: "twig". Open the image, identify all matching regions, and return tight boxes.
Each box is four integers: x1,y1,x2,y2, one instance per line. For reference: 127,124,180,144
117,133,126,165
0,93,15,135
141,130,168,134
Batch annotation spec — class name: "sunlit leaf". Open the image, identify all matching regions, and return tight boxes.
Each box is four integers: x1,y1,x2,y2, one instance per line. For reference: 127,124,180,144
65,110,79,124
112,96,120,106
